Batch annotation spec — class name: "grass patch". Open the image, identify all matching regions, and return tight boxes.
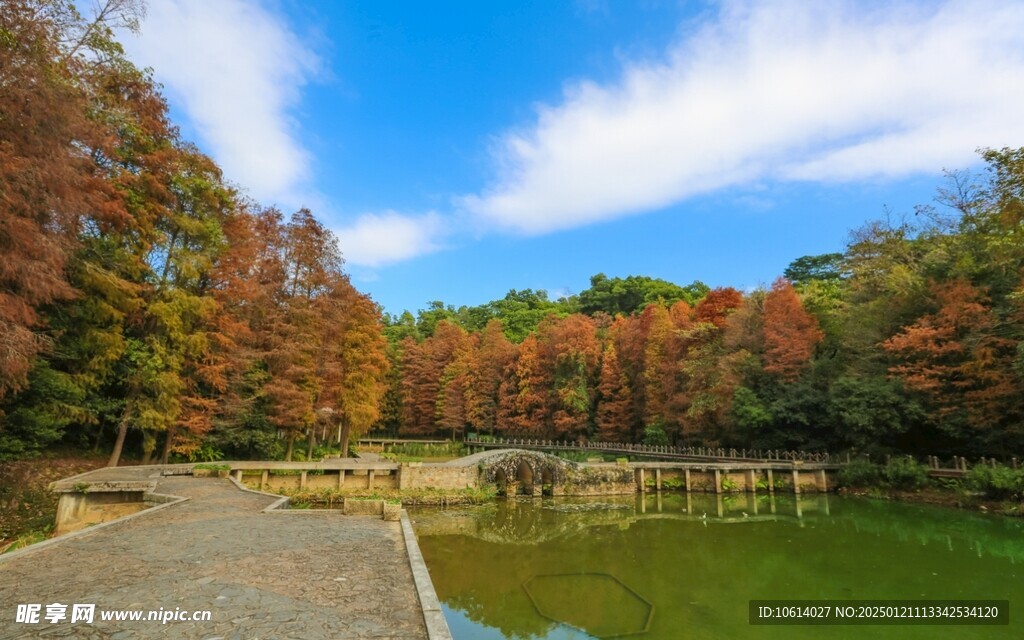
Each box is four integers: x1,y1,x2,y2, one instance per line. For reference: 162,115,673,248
2,527,51,554
0,453,107,548
380,452,424,463
381,441,465,459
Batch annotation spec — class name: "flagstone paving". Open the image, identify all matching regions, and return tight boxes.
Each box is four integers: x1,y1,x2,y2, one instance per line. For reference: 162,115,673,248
0,477,427,639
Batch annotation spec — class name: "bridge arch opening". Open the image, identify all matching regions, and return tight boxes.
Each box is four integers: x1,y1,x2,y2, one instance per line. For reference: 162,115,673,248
517,461,534,495
495,469,508,496
541,468,553,496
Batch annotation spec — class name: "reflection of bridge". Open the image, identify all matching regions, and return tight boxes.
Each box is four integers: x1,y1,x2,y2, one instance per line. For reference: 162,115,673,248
410,493,833,546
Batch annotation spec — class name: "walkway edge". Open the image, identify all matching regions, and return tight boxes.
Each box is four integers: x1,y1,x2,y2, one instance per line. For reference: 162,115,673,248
400,509,453,640
0,489,189,565
227,475,291,511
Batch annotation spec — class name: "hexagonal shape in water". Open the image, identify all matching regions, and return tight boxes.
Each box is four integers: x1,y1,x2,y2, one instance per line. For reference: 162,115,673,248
522,572,654,638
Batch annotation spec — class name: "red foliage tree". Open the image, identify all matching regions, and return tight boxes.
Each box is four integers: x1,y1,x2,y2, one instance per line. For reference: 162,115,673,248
762,278,823,380
0,3,119,400
538,314,600,439
400,320,470,436
695,287,743,327
510,335,551,434
466,319,515,434
595,344,631,442
882,280,1021,433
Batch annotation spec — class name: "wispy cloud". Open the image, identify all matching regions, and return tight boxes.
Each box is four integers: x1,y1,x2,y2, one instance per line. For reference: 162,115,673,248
462,0,1024,235
334,211,447,268
123,0,319,208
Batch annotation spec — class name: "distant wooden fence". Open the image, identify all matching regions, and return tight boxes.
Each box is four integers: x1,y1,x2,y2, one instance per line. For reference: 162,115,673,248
880,454,1020,478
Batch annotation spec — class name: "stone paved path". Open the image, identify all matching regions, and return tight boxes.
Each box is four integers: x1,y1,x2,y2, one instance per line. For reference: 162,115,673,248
0,478,427,639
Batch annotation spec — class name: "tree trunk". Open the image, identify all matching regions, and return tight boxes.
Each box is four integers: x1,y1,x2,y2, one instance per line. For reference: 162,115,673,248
108,417,129,467
285,431,296,461
140,430,155,466
307,427,317,460
339,420,352,458
160,426,175,464
92,422,105,453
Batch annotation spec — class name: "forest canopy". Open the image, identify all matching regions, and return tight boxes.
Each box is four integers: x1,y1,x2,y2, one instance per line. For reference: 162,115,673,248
2,0,1023,462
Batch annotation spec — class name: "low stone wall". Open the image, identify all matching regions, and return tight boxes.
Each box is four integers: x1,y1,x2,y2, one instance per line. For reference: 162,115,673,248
554,466,635,496
54,491,149,535
398,463,478,490
341,498,400,521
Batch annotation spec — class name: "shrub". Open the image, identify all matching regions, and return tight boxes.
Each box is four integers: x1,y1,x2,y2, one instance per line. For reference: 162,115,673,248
661,477,684,490
837,459,883,488
966,465,1024,500
186,444,224,463
883,457,929,490
642,421,669,446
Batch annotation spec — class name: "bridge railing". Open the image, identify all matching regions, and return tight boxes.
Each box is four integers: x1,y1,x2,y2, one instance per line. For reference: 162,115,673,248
466,437,1022,470
464,436,843,464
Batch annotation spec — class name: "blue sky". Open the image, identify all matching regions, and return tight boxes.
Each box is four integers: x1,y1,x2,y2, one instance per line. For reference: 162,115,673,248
122,1,1024,315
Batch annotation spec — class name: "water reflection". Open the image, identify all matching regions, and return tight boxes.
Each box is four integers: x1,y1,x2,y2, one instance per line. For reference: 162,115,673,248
411,493,1024,639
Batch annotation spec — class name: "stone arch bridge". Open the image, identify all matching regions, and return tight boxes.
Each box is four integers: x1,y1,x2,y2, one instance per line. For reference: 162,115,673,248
452,449,635,496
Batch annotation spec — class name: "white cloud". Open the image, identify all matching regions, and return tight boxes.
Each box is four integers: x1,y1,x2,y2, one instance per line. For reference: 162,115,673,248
335,212,446,268
462,0,1024,234
123,0,319,208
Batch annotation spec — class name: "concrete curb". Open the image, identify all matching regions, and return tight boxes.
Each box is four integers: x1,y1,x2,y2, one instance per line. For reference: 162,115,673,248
400,510,453,640
0,489,189,565
226,475,291,512
48,465,194,490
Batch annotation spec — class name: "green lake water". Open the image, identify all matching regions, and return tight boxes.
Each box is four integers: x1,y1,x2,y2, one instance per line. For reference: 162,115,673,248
410,493,1024,639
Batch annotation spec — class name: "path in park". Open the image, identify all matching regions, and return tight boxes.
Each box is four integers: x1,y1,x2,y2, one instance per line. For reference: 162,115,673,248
0,477,427,639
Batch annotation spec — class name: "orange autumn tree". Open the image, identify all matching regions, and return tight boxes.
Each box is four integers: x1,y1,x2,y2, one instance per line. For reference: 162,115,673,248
539,314,601,439
762,278,823,381
0,1,121,402
694,287,743,328
510,334,552,434
882,280,1021,438
315,277,389,456
400,320,469,436
607,314,647,438
436,326,475,440
595,344,631,442
466,319,516,435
